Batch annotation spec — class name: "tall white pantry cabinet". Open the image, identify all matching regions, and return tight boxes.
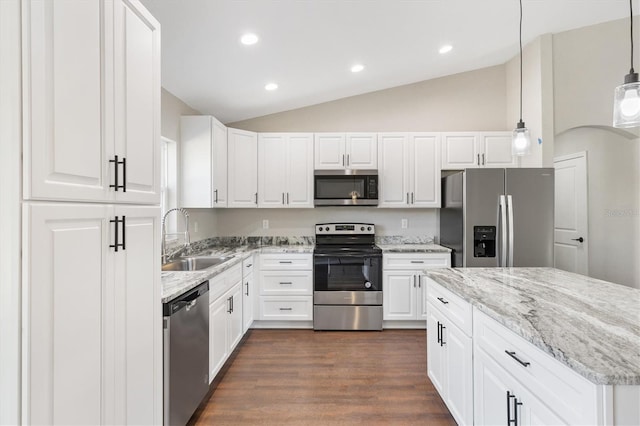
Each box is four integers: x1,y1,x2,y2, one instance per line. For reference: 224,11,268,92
21,1,162,425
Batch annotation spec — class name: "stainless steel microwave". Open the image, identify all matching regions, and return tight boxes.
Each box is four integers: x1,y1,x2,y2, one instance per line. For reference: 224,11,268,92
314,170,378,206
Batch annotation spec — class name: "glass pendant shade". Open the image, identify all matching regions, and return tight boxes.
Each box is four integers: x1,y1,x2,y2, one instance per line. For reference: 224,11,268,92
613,77,640,128
512,122,531,156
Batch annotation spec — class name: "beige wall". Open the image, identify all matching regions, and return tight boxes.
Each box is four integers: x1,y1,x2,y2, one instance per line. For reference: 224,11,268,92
555,128,640,289
553,16,640,138
228,65,507,132
161,88,200,142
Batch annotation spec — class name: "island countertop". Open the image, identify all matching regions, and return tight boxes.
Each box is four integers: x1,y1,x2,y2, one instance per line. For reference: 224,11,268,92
424,267,640,385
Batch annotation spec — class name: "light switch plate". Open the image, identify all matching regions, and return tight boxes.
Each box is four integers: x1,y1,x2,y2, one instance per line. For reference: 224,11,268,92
401,219,408,229
263,219,269,229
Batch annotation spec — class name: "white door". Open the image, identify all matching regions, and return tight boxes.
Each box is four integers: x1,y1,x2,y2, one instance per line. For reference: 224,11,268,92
180,116,213,207
346,133,377,169
113,0,161,204
286,134,314,207
112,206,161,425
211,117,228,207
228,283,244,352
441,133,480,170
314,133,345,169
473,346,513,426
258,134,287,207
24,203,109,425
444,322,473,426
554,152,589,275
417,275,428,320
242,272,254,333
228,128,258,207
209,294,230,382
378,133,409,207
383,271,416,320
24,0,112,202
410,133,441,207
482,132,518,168
426,308,446,395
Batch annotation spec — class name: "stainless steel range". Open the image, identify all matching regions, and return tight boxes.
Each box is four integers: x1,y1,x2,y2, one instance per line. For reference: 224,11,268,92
313,223,383,331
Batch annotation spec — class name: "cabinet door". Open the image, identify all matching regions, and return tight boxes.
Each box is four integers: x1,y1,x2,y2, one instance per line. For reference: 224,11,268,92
24,0,112,202
444,320,473,426
410,133,441,207
346,133,377,169
417,276,428,320
426,307,446,396
113,0,161,204
378,133,409,207
228,283,244,352
314,133,345,170
441,133,480,169
211,117,228,206
481,132,518,168
383,271,416,320
228,128,258,207
209,295,230,382
181,116,213,207
242,272,254,333
286,134,314,208
258,134,287,207
24,203,110,425
474,345,519,426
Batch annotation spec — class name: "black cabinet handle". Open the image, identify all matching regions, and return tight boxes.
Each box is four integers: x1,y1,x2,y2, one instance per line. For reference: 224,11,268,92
279,307,292,311
109,216,125,252
505,350,531,367
109,156,126,192
121,157,127,192
440,323,446,346
437,297,449,305
437,321,441,344
121,215,126,250
255,193,258,204
514,398,522,426
214,189,218,203
482,153,485,165
245,281,249,296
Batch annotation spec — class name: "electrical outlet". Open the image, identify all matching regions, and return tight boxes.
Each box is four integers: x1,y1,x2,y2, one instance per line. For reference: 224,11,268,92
194,221,199,233
263,219,269,229
401,219,408,229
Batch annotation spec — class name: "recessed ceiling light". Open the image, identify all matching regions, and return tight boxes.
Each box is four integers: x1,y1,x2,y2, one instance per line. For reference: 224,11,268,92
351,64,365,73
265,83,278,91
439,45,453,54
241,33,259,45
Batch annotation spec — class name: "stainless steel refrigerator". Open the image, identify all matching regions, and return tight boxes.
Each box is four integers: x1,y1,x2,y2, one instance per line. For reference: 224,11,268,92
440,168,554,267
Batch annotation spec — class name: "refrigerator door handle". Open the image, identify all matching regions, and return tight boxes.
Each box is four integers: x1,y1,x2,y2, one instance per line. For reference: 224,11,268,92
499,195,507,267
507,194,515,267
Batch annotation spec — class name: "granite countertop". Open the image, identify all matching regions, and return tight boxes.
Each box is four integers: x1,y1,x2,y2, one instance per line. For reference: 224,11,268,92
425,267,640,385
378,243,451,253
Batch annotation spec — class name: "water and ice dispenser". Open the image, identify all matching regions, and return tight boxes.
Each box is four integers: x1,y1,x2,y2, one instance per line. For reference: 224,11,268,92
473,226,496,257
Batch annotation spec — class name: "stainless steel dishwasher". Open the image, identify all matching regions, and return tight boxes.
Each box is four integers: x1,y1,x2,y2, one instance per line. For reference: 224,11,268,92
163,281,209,426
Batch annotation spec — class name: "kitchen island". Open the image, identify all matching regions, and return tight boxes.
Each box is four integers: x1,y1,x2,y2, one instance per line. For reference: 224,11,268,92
424,267,640,425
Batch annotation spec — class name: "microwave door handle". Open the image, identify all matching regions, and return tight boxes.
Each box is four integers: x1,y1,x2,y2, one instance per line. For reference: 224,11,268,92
499,195,507,267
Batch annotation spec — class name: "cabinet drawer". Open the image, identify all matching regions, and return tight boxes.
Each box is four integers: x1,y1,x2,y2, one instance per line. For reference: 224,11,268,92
473,309,598,425
259,296,313,321
260,253,312,270
209,263,242,303
426,278,472,336
259,271,312,296
384,253,450,270
242,255,254,277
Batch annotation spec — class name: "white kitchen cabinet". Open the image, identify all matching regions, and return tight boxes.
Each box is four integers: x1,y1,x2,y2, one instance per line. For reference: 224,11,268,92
378,133,440,208
314,133,377,170
258,133,313,208
23,203,161,425
181,115,228,207
242,256,255,333
228,128,258,207
23,0,160,204
441,131,517,169
208,264,243,383
383,253,450,322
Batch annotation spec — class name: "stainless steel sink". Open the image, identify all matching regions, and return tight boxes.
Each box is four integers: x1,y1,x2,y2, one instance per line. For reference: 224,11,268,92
162,256,234,272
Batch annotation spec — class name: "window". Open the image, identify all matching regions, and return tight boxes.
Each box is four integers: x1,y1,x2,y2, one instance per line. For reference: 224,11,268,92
161,137,178,235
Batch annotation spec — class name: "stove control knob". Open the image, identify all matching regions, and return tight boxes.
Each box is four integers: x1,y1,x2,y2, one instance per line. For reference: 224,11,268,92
318,227,322,232
367,226,372,231
325,227,330,231
364,282,372,289
361,226,365,231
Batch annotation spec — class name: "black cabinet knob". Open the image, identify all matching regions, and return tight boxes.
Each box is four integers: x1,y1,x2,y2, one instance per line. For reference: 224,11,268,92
571,237,584,243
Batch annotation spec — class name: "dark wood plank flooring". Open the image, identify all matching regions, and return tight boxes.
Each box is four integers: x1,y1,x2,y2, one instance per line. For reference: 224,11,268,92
190,329,455,425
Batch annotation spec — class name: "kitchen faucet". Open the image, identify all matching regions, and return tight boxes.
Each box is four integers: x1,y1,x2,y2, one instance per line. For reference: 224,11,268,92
161,208,191,264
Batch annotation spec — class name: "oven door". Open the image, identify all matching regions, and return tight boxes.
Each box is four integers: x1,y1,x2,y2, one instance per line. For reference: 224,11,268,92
313,253,382,305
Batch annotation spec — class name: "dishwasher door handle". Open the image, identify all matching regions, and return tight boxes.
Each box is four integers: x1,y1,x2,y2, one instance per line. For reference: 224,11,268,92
185,299,197,311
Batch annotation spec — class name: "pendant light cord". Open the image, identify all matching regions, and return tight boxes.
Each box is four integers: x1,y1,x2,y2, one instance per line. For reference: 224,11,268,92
630,0,635,74
519,0,523,123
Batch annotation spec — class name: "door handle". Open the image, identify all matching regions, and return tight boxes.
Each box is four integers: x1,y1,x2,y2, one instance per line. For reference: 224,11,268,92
245,281,249,296
109,216,126,252
287,192,289,205
418,275,421,288
347,154,350,166
572,237,584,243
477,154,480,166
214,189,218,203
505,350,531,367
437,297,449,305
413,275,416,288
482,153,485,165
109,155,126,192
342,154,345,166
406,193,410,205
411,192,414,204
282,193,285,204
279,307,292,311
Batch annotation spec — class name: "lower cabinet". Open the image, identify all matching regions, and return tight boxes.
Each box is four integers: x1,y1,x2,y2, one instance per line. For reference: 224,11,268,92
208,264,243,383
242,255,255,333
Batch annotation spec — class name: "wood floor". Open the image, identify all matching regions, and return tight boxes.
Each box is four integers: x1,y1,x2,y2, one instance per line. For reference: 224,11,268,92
189,329,455,425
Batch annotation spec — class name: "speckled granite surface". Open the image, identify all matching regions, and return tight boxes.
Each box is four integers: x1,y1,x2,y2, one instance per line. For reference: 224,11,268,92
425,267,640,385
378,244,451,253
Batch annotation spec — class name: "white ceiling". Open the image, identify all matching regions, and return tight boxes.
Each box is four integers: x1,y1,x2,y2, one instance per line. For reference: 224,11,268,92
141,0,634,123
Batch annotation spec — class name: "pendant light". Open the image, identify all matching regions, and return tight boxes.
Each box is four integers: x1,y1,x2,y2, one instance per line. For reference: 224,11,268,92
512,0,531,156
613,0,640,128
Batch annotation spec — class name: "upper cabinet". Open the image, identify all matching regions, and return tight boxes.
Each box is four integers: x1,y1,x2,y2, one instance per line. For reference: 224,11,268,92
441,132,518,170
181,116,228,208
378,133,441,208
258,133,313,208
314,133,377,170
23,0,160,204
227,128,258,208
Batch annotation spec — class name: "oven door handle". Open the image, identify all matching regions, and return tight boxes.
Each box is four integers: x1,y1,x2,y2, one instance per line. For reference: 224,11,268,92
313,253,382,259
